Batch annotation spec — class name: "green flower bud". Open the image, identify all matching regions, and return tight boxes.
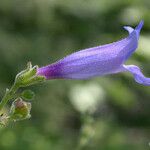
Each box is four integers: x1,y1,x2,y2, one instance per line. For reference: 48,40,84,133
9,98,31,121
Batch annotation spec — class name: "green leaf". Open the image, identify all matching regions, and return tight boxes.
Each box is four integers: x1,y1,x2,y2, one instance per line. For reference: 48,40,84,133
21,90,35,101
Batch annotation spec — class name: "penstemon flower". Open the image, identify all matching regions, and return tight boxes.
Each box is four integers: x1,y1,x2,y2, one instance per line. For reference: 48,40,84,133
0,20,150,125
37,21,150,86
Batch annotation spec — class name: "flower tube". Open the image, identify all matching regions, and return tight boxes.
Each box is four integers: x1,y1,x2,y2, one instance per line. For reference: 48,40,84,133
37,21,150,86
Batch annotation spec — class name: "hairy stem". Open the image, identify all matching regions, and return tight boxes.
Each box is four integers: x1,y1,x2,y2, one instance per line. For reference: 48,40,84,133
0,83,19,111
76,114,95,150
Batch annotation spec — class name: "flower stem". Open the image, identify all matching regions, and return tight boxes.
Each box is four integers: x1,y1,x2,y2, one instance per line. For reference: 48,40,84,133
0,83,19,111
76,114,95,150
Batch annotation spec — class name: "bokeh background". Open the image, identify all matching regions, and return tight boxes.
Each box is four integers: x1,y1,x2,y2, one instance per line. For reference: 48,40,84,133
0,0,150,150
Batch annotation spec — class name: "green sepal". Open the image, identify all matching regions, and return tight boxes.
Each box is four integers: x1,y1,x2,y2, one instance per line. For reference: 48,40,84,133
14,62,46,87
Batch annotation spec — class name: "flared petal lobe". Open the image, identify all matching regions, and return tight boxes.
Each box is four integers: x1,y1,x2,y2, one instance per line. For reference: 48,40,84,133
37,21,145,80
123,65,150,86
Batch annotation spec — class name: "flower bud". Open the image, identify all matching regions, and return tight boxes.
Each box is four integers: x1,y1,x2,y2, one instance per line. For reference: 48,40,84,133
9,98,31,121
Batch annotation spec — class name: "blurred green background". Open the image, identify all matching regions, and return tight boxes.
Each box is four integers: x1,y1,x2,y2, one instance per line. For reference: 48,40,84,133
0,0,150,150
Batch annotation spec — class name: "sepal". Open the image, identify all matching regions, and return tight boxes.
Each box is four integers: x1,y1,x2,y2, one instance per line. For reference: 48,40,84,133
15,62,45,87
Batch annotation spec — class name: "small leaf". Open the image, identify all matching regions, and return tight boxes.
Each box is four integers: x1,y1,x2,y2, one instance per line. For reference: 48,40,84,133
21,90,35,101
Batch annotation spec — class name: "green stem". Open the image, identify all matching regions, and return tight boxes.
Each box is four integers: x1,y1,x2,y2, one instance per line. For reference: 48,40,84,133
76,114,95,150
0,83,19,111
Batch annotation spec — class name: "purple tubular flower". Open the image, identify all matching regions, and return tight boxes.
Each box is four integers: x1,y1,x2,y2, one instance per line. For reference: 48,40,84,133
37,21,150,86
